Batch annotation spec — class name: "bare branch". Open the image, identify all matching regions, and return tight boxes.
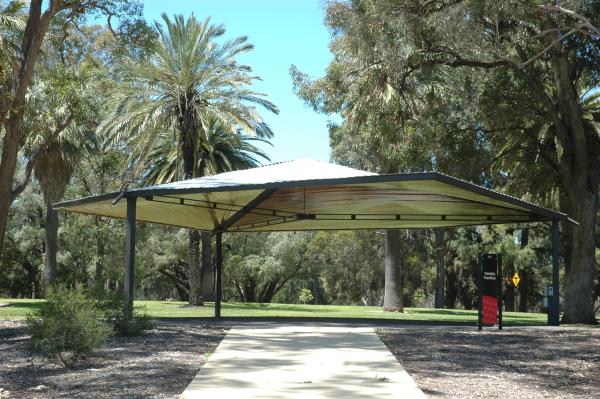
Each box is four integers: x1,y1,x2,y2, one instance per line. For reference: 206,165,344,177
539,4,600,37
519,28,578,68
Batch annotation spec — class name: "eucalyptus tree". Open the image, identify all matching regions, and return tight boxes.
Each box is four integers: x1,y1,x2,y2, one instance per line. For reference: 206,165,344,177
141,118,271,300
296,0,600,323
0,0,144,260
292,1,491,312
101,14,278,305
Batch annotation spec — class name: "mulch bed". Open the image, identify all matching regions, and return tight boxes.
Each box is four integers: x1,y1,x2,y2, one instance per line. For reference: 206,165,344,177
0,320,227,399
378,327,600,398
2,320,599,398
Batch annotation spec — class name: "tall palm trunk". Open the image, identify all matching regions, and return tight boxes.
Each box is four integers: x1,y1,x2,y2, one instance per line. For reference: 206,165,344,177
188,230,202,305
200,231,214,301
178,93,203,305
35,143,75,286
383,229,403,312
43,202,58,283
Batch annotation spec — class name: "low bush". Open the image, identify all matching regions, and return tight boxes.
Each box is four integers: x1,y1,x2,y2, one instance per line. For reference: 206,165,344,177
94,291,155,336
26,287,113,366
299,288,314,304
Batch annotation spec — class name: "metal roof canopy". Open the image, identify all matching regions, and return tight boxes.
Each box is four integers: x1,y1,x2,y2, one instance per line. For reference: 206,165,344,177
54,159,568,325
55,159,570,231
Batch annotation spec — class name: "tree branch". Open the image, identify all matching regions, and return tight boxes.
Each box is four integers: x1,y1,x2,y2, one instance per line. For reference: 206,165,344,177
538,4,600,37
519,28,578,68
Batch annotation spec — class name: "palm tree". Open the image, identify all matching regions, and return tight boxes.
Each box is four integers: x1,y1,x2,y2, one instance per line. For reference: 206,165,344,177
33,124,96,283
142,118,271,300
0,1,25,57
142,118,271,185
101,14,278,305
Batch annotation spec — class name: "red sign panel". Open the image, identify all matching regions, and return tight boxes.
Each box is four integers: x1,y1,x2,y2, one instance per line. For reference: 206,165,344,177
481,295,497,326
479,254,500,328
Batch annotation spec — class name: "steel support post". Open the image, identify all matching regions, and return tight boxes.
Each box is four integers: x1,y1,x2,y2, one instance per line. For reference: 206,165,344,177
478,254,482,331
124,196,137,320
215,231,223,318
497,254,503,331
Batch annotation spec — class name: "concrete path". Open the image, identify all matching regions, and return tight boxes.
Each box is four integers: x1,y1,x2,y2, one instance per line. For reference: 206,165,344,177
180,325,426,399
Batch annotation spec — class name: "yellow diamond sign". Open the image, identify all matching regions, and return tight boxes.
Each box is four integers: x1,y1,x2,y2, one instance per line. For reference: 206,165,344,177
512,273,520,287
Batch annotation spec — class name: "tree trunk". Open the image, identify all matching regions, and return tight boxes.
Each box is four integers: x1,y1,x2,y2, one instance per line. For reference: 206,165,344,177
434,229,445,308
0,121,21,257
0,1,62,259
200,231,214,301
562,190,598,323
188,230,202,305
159,260,190,301
518,228,529,313
94,217,104,284
258,281,278,303
545,40,600,324
43,202,58,284
177,94,204,306
505,260,515,312
383,230,403,312
445,266,458,309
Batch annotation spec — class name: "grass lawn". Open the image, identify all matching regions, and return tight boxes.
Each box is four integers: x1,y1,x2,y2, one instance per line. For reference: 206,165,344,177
0,298,549,325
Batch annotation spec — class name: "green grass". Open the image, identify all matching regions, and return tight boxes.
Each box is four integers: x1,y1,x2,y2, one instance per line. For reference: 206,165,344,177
0,298,549,325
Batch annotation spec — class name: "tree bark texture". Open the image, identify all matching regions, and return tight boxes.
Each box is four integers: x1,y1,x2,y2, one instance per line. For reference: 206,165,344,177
43,203,58,283
383,230,403,312
545,35,600,324
188,230,202,305
200,231,214,301
95,217,105,284
518,228,530,313
177,91,205,306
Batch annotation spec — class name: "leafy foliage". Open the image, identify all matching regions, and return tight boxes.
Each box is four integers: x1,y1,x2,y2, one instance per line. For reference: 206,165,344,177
93,290,154,336
26,286,113,366
298,288,313,304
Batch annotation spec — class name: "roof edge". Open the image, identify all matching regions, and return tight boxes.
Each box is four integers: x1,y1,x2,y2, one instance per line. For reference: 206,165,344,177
53,171,574,224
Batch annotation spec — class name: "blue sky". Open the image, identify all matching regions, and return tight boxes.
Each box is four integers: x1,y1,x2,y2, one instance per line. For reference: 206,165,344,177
143,0,334,163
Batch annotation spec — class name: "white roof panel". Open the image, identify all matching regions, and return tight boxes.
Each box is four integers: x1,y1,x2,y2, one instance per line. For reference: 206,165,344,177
55,159,571,231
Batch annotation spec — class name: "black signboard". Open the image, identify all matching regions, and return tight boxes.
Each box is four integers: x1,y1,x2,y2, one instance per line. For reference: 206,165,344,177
478,254,503,330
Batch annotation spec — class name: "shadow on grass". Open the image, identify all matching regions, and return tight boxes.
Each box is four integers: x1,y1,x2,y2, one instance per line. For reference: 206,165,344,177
223,302,337,313
408,309,475,317
2,302,44,310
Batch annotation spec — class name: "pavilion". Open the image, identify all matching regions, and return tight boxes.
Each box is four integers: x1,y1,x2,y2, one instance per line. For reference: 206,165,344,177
54,159,573,325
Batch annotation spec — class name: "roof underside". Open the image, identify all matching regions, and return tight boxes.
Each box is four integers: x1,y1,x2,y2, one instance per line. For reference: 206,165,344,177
55,159,568,232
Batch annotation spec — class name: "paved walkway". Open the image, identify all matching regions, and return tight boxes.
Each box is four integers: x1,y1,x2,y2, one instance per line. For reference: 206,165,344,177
180,325,426,398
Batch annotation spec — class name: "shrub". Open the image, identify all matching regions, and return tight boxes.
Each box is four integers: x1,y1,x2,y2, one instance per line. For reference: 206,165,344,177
94,291,155,336
27,287,113,366
299,288,314,304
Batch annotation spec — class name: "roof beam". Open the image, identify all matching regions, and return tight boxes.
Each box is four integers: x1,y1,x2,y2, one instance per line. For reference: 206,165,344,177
218,189,277,232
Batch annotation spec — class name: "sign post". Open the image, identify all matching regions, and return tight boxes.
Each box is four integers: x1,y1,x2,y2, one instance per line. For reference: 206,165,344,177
478,253,503,331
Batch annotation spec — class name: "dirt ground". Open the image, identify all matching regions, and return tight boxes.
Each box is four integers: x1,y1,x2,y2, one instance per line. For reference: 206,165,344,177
2,321,599,398
0,320,227,399
378,327,600,398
